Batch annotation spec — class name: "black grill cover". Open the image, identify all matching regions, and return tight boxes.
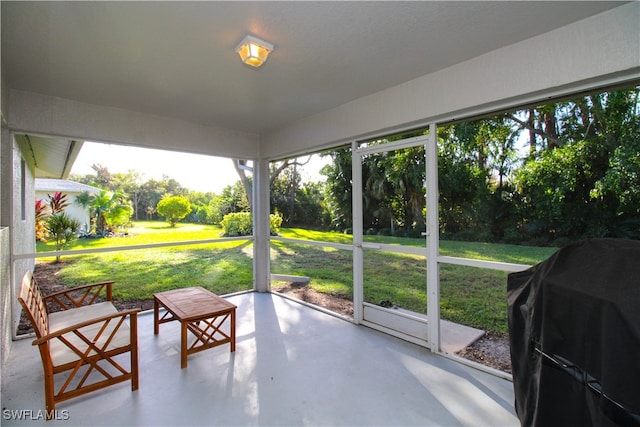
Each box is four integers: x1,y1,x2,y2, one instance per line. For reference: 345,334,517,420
507,238,640,427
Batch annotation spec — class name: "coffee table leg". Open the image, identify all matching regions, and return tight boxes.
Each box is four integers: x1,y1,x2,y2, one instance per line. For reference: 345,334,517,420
181,321,188,369
231,308,236,352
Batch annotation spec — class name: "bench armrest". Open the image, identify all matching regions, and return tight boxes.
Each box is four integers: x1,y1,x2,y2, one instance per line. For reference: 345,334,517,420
44,281,115,310
33,308,140,346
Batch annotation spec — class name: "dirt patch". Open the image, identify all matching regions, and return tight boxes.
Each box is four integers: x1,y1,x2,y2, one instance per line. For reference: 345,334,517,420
271,282,354,318
457,331,512,374
21,262,511,373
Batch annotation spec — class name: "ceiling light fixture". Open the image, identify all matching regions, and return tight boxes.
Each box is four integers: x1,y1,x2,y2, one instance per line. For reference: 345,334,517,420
235,35,274,68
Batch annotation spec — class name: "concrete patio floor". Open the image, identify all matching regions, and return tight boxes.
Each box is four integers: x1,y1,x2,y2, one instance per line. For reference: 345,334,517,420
1,292,519,426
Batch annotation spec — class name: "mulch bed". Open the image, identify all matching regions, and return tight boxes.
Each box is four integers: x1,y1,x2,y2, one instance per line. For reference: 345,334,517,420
271,282,354,318
17,261,155,335
457,332,512,374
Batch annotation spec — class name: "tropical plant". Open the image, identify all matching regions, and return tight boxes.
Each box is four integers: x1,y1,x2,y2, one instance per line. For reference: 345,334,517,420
46,192,70,214
75,189,134,236
45,213,80,262
104,201,134,233
36,192,73,243
35,199,49,242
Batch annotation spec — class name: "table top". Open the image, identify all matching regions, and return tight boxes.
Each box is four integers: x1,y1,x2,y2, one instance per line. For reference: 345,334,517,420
154,287,236,321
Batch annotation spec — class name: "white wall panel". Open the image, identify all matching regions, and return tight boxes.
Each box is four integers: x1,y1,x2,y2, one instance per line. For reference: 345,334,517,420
8,90,261,159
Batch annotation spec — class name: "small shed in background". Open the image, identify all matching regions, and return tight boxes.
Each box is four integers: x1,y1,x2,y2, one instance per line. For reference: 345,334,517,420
35,178,101,232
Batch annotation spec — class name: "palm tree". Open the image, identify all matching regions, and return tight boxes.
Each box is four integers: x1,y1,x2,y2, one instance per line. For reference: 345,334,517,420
76,190,133,236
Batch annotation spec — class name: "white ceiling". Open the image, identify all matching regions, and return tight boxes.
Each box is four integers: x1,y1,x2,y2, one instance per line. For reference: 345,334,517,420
1,1,625,135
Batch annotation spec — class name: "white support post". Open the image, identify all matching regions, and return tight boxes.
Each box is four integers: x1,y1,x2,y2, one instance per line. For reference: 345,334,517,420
351,141,364,323
426,123,441,352
253,158,270,292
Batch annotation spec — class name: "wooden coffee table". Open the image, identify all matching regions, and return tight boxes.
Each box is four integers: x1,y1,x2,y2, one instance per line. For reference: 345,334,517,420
153,287,237,368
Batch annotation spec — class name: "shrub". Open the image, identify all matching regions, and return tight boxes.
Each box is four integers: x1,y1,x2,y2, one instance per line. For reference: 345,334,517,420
221,212,252,236
157,195,191,227
221,212,284,237
270,211,283,235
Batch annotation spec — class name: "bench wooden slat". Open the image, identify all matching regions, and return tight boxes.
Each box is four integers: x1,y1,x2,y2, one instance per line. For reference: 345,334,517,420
19,272,48,338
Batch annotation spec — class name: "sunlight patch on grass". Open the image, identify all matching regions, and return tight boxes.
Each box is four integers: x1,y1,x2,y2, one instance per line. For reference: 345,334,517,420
37,221,227,253
54,240,254,300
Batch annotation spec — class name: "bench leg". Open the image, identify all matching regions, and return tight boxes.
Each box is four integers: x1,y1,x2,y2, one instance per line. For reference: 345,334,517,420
43,371,55,419
39,347,56,419
131,313,139,390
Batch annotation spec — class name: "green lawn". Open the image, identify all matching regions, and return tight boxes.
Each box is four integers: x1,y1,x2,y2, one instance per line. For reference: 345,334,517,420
37,222,227,251
37,221,254,299
271,235,555,334
37,222,558,334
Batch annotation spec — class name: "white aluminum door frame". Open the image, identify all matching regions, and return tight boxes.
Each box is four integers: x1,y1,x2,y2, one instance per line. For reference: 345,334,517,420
352,124,440,350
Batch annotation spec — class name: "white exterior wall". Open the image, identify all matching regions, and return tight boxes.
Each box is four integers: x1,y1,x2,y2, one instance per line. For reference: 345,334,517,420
0,53,10,363
0,227,9,366
262,3,640,158
34,191,92,231
0,134,36,363
0,126,14,367
11,135,36,321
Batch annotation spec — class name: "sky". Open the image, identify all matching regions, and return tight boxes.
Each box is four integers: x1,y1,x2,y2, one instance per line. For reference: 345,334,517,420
70,142,328,194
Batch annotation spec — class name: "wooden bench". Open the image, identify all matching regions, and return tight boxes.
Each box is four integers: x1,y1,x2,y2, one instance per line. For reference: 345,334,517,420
17,271,140,419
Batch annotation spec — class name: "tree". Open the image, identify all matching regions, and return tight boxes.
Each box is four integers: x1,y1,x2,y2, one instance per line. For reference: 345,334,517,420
184,190,217,224
590,118,640,238
269,164,329,228
514,87,640,243
322,147,353,231
71,163,113,188
138,176,188,221
157,195,191,227
111,171,143,220
294,181,330,228
233,159,253,210
233,156,312,212
437,126,489,236
89,163,113,188
45,213,80,262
